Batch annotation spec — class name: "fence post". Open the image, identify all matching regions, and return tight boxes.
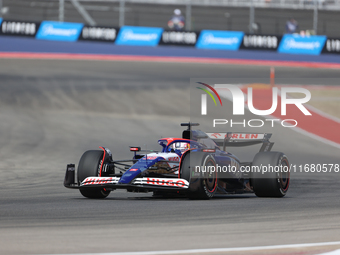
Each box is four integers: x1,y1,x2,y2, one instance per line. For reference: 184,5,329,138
186,0,192,31
313,0,318,35
59,0,64,22
249,0,255,34
119,0,125,27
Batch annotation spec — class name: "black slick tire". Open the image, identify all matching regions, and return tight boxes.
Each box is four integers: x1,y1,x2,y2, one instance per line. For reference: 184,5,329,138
77,150,111,199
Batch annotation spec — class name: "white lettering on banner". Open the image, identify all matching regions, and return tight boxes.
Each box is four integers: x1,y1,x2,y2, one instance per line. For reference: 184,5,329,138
243,35,278,48
42,24,78,36
284,38,320,50
122,30,158,41
326,39,340,52
162,31,197,44
1,21,36,35
82,27,116,40
203,34,239,45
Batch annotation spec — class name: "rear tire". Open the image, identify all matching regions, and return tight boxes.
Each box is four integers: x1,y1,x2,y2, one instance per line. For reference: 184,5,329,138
180,151,217,200
77,150,111,199
251,152,290,197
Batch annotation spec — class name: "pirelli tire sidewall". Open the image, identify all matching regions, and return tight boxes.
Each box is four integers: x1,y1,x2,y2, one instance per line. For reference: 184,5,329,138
251,151,290,197
77,150,111,199
200,154,218,198
180,151,217,199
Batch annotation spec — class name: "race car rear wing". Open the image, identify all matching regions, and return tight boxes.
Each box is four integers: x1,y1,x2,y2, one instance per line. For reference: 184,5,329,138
206,132,274,152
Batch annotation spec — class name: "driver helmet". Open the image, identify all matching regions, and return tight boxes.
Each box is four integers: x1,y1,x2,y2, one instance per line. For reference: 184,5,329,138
173,142,190,153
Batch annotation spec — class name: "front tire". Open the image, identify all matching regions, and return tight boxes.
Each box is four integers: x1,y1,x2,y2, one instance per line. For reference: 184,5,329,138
251,152,290,197
77,150,111,199
180,151,217,200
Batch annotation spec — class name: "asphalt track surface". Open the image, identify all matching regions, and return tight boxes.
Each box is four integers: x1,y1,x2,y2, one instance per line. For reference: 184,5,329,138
0,59,339,255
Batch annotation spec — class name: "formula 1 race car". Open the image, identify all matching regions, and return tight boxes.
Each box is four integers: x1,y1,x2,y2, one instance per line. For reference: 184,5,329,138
64,123,290,199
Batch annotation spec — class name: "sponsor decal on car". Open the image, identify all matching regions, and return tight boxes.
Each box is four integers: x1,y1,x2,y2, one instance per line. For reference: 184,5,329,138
133,177,189,188
207,132,264,140
228,133,264,139
168,156,180,161
142,156,158,160
208,133,226,139
81,177,120,185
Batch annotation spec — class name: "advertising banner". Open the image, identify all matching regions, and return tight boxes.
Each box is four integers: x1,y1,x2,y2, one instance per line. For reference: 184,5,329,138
79,26,119,42
322,38,340,54
36,21,83,42
0,18,2,26
159,30,199,46
0,20,40,37
240,34,281,51
115,26,163,46
196,30,244,51
278,34,327,55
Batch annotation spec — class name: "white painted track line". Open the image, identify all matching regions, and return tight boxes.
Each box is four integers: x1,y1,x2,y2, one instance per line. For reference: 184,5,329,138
44,241,340,255
317,249,340,255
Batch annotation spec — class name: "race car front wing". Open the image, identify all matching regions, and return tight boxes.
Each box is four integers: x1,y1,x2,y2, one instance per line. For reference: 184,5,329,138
64,164,189,191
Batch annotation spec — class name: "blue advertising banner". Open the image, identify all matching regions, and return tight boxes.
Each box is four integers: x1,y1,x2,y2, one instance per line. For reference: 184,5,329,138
36,21,83,42
0,18,2,25
115,26,163,46
278,34,327,55
196,30,244,51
